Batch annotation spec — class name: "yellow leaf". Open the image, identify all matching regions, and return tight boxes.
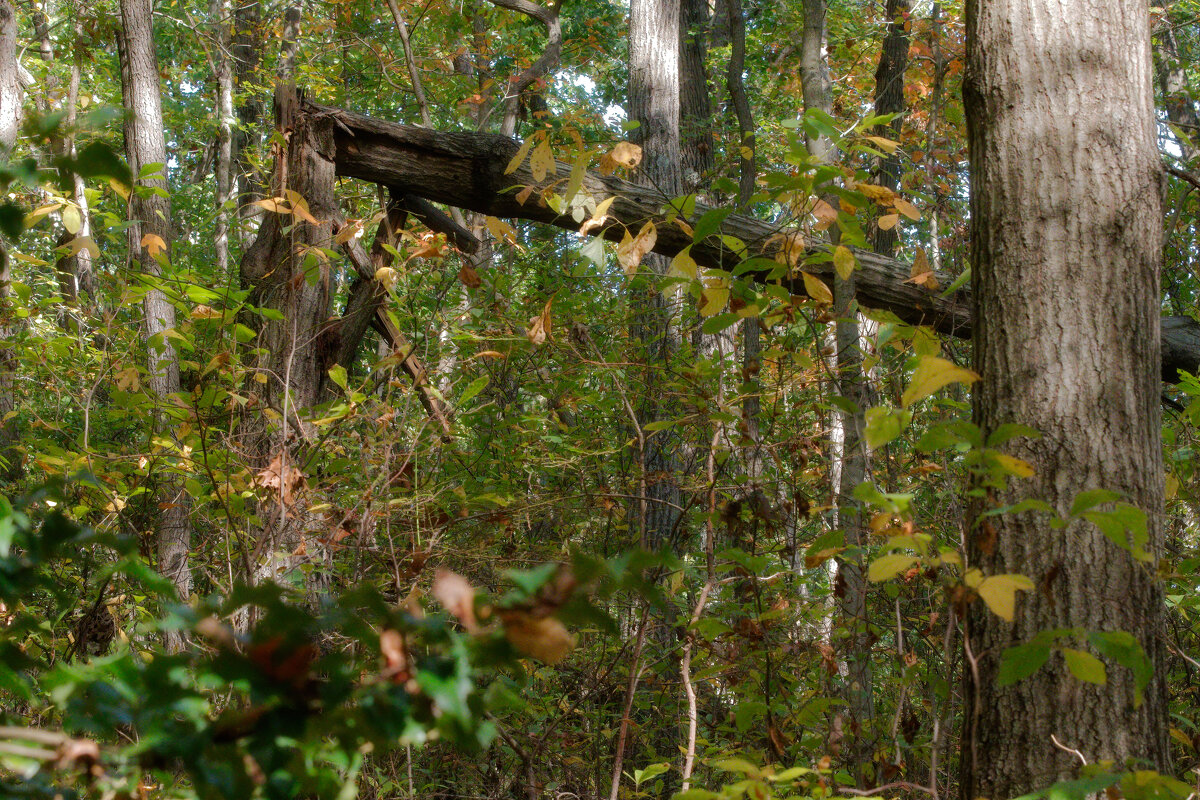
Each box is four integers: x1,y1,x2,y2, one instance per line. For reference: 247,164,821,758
976,574,1034,622
62,204,82,234
190,304,222,319
994,453,1035,478
616,221,657,276
66,236,100,259
901,355,980,408
580,195,615,236
801,271,833,305
141,233,167,258
878,213,901,231
530,138,555,182
486,216,521,248
857,183,896,202
700,276,730,316
10,251,50,266
253,197,290,214
833,245,856,280
868,553,918,582
375,266,398,290
505,137,535,175
25,203,62,227
669,246,698,280
609,141,642,168
108,177,130,200
864,135,899,153
894,197,921,220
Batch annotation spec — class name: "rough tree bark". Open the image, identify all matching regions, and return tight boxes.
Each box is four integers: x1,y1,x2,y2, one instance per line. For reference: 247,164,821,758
117,0,192,650
960,0,1169,795
870,0,909,257
628,0,683,552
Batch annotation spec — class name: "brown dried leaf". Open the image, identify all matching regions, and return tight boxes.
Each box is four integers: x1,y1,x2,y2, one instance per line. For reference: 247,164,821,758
501,611,575,664
432,569,479,633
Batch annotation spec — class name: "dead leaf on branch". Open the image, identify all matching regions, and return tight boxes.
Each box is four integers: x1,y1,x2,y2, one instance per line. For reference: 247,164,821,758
526,297,554,345
254,453,307,508
432,569,479,633
499,610,575,664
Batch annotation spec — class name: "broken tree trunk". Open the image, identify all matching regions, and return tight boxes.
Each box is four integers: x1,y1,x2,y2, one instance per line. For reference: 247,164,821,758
293,97,1199,383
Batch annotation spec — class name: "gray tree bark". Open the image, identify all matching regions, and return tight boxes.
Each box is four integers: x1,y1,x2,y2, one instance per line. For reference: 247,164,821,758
960,0,1169,794
117,0,192,651
628,0,683,553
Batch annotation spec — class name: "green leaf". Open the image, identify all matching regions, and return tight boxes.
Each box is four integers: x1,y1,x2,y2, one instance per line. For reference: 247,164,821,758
1089,630,1153,707
328,364,348,390
1069,489,1121,516
712,757,760,777
864,406,912,450
693,207,732,242
1062,648,1107,685
458,375,489,405
998,641,1052,686
634,763,671,788
701,312,740,335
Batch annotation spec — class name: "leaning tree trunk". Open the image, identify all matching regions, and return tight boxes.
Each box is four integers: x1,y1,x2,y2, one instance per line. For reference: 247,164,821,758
960,0,1169,795
117,0,192,649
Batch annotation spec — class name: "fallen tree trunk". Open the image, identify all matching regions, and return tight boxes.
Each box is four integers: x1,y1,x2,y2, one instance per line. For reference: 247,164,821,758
301,98,1200,383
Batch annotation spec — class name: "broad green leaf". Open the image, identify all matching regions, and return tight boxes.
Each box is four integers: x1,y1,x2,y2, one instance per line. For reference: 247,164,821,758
701,312,740,335
864,406,912,450
1089,630,1153,707
634,763,671,788
901,356,980,408
1069,489,1121,516
1061,648,1107,685
998,641,1052,686
868,553,917,582
327,364,348,390
976,573,1034,621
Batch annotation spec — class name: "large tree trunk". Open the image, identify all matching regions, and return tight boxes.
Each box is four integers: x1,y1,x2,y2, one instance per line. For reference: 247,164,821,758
0,0,21,482
960,0,1169,795
117,0,192,649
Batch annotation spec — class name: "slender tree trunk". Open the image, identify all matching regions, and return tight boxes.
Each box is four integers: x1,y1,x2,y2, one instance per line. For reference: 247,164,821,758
232,0,265,231
799,0,874,780
117,0,192,649
0,0,21,482
210,0,235,279
960,0,1168,795
870,0,909,257
1155,7,1199,164
679,0,712,193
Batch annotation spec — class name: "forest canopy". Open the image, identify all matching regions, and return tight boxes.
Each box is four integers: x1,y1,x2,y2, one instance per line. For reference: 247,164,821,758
0,0,1199,798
